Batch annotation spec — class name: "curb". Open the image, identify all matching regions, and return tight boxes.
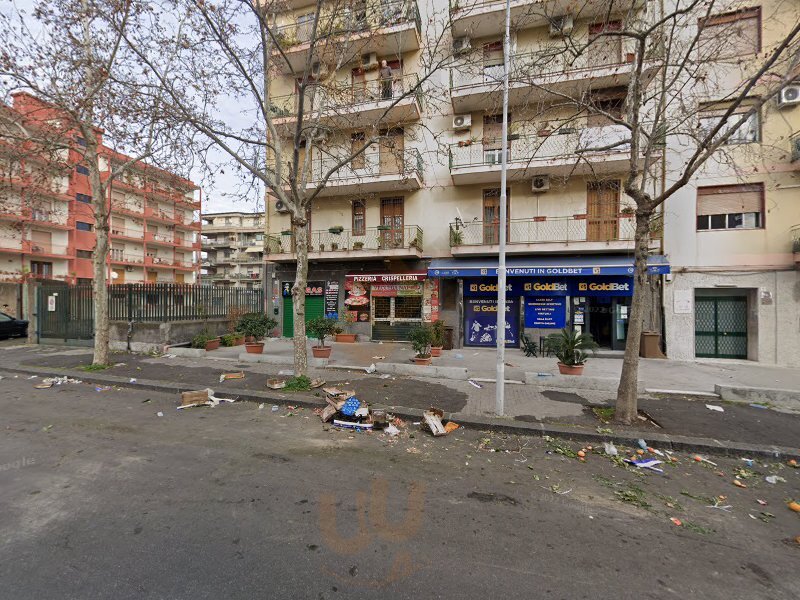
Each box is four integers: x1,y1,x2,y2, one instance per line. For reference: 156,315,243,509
2,364,797,460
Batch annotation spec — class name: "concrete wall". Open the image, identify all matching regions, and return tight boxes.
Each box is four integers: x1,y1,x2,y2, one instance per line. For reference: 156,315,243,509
0,282,21,317
108,318,232,352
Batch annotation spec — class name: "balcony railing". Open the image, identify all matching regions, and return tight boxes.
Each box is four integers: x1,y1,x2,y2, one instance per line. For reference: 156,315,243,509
111,228,145,240
145,206,174,221
274,0,420,48
311,147,423,183
271,73,421,118
449,215,636,247
449,125,633,169
146,231,174,244
110,250,145,264
112,202,144,215
450,50,634,92
25,240,71,255
269,225,423,254
29,208,70,226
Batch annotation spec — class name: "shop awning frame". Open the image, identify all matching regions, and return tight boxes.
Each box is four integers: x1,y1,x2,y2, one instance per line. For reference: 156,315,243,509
428,255,670,277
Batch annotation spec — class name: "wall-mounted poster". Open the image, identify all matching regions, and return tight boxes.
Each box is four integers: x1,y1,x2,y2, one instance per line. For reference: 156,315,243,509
464,297,519,347
524,297,567,328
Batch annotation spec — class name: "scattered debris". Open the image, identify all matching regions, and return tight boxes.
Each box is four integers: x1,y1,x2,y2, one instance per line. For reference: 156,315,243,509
705,404,724,412
42,376,82,386
422,410,447,437
749,403,768,409
271,405,279,412
333,419,373,431
309,378,326,389
258,403,265,410
365,363,377,374
384,424,400,436
467,379,483,389
34,382,53,389
379,374,392,379
372,356,386,360
219,372,245,383
636,439,648,450
624,458,665,474
95,386,112,392
267,379,286,390
741,458,754,467
757,499,768,505
156,412,164,417
670,518,683,526
788,501,800,513
278,369,294,376
129,378,137,384
444,421,460,434
733,480,747,489
765,475,786,484
693,455,718,467
603,442,618,456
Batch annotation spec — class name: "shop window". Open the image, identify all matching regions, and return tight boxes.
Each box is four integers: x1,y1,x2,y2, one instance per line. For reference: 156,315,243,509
374,297,391,319
698,104,760,145
394,296,422,319
696,183,763,231
352,200,366,236
699,8,761,59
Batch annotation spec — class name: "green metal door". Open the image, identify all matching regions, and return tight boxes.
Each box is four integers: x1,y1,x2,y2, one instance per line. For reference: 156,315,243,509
282,295,324,337
695,296,747,359
37,284,95,342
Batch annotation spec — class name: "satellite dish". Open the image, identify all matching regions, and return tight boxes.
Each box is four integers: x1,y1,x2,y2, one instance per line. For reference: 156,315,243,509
111,272,119,280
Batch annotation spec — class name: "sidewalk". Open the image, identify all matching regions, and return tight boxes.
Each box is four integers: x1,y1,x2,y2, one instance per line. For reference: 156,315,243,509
1,341,798,452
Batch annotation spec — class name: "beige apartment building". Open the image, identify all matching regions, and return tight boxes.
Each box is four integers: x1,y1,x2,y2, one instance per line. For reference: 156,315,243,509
202,212,266,288
263,0,799,362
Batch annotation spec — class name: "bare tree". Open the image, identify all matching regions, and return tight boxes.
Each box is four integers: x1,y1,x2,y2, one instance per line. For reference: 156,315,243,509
0,0,189,365
125,0,454,375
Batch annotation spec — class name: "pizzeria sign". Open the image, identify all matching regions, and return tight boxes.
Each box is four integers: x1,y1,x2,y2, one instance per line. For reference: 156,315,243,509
346,272,427,283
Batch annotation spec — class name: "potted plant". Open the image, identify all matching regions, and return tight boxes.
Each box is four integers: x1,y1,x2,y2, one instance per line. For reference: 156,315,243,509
236,313,277,353
328,225,344,234
430,320,446,357
353,241,364,250
409,324,433,365
191,331,220,351
544,328,598,376
449,228,463,246
308,316,338,358
335,311,358,343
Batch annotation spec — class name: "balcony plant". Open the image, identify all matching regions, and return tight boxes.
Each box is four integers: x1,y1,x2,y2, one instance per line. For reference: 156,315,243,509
307,316,338,358
449,228,463,246
328,225,344,234
335,311,358,343
353,241,365,250
409,324,433,365
544,328,598,376
430,320,446,357
191,330,220,352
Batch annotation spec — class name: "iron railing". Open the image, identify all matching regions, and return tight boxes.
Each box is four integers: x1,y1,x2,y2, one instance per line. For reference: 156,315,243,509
107,283,264,322
269,225,423,254
449,124,632,169
273,0,419,48
449,216,636,246
25,241,71,256
110,250,145,264
111,228,145,240
29,208,70,226
311,147,423,183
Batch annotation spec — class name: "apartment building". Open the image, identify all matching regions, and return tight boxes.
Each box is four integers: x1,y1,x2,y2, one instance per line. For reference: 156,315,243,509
264,0,668,347
661,1,800,367
0,93,201,286
201,212,265,288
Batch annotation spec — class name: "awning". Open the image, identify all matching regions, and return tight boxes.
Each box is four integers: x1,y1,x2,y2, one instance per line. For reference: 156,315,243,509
428,255,670,277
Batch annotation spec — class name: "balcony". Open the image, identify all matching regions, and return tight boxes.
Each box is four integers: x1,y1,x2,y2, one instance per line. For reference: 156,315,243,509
792,225,800,267
29,208,71,229
144,206,174,223
790,132,800,167
110,250,145,265
272,74,422,131
0,238,23,253
145,231,174,246
273,0,421,73
267,225,423,262
0,205,26,222
449,0,645,38
232,252,263,263
448,124,652,184
111,227,145,242
305,147,424,196
450,51,653,113
112,202,145,217
448,215,639,255
24,240,71,258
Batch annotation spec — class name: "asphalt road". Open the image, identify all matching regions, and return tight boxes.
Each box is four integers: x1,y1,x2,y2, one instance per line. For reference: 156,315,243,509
0,373,798,599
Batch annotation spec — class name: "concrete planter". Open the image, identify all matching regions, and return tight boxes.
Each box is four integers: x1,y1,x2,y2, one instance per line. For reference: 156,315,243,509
205,338,221,351
430,346,443,357
557,363,584,376
245,342,264,354
335,333,357,343
312,346,332,358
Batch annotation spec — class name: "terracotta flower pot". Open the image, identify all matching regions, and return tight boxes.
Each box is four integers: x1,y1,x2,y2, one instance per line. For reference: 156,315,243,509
205,338,221,351
414,356,432,366
557,362,584,376
234,335,245,346
312,346,332,358
430,346,443,357
335,333,357,343
245,342,264,354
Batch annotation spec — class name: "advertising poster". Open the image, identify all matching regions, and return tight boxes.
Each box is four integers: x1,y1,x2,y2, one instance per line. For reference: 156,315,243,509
464,297,519,347
324,281,339,319
524,297,567,328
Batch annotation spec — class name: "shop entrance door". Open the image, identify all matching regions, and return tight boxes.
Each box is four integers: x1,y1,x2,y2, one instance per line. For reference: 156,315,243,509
586,297,629,350
371,295,422,341
695,296,748,358
282,294,324,337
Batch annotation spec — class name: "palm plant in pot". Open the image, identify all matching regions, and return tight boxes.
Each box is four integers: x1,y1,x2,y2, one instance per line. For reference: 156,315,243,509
430,320,446,357
335,311,358,343
409,324,433,365
236,313,277,354
544,328,598,375
307,316,338,358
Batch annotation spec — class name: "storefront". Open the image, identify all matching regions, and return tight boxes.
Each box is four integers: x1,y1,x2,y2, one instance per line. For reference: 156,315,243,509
281,280,325,337
428,256,669,350
344,272,436,341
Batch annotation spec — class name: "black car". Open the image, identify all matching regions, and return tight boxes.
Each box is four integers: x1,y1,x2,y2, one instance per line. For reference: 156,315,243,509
0,311,28,339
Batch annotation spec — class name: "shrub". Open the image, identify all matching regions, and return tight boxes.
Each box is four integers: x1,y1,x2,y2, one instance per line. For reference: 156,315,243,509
544,328,598,366
307,316,338,347
235,313,277,340
430,320,446,347
191,331,216,349
220,333,237,347
409,324,433,358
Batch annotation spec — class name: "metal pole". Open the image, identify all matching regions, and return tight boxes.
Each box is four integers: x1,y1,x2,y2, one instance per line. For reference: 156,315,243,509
496,0,511,416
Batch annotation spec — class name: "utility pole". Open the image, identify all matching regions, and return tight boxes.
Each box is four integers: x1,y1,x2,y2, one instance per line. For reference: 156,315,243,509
495,0,511,416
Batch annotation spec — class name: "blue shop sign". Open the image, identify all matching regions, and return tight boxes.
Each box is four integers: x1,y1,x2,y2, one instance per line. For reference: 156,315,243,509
431,265,670,277
524,297,567,329
464,278,570,297
464,297,519,347
569,277,633,297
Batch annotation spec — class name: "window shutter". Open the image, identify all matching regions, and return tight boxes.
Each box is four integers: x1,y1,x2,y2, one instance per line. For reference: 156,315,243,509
697,184,762,215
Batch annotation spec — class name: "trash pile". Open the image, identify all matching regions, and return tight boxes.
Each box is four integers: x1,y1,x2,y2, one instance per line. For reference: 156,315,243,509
316,387,459,437
177,388,236,409
33,376,83,389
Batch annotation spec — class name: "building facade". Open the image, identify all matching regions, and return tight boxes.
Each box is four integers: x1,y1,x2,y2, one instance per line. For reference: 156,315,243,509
201,212,265,288
0,93,201,286
263,0,799,363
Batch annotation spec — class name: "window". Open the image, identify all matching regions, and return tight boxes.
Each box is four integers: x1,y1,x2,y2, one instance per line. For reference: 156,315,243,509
75,165,90,176
76,221,93,232
698,104,760,144
75,136,87,147
352,199,366,236
76,249,93,259
696,184,763,231
587,88,626,127
699,7,761,59
30,261,52,277
77,278,92,285
76,193,92,204
588,21,623,67
483,41,504,84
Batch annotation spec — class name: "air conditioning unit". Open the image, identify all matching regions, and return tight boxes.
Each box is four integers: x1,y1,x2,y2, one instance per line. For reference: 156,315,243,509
792,136,800,162
361,52,378,70
549,15,574,37
532,175,551,192
453,36,471,55
275,200,290,214
452,114,472,131
777,83,800,108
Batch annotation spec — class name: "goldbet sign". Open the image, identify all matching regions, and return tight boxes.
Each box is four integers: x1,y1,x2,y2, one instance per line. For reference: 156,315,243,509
577,282,630,293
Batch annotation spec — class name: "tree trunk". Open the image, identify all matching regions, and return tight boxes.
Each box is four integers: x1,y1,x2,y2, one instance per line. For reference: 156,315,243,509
291,218,309,376
615,209,651,424
91,171,110,366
